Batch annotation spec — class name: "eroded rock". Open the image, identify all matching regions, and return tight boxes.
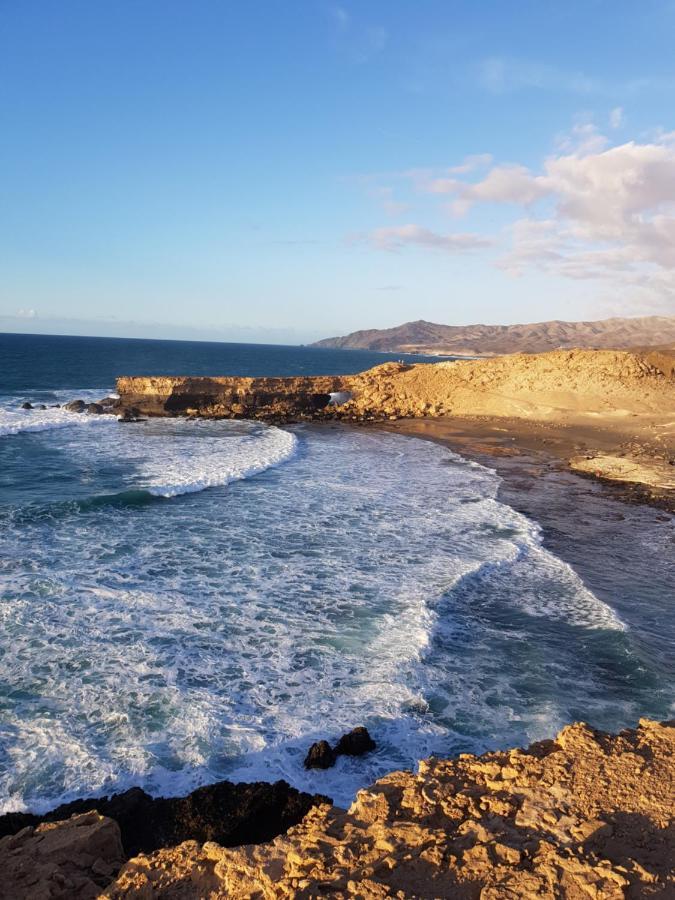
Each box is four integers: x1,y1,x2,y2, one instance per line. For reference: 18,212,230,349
104,719,675,899
304,740,337,770
0,780,330,859
0,811,124,900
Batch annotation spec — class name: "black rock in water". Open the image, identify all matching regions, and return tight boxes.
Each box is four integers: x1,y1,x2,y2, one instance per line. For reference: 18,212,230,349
335,726,376,757
117,407,143,423
304,740,337,770
20,402,32,410
86,403,104,415
64,399,86,412
0,780,331,858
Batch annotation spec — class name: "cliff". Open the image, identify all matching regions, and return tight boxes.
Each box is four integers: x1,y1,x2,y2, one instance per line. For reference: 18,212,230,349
116,349,673,424
3,720,672,897
311,315,675,356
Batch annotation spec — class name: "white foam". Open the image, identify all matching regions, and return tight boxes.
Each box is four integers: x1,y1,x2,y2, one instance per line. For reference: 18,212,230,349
141,425,297,497
0,422,653,814
0,405,115,437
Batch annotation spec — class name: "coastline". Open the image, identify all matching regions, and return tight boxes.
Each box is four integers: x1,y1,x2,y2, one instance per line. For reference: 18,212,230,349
1,418,674,896
375,414,675,514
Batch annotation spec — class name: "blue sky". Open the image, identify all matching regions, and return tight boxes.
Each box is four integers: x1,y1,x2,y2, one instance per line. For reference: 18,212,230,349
2,1,675,342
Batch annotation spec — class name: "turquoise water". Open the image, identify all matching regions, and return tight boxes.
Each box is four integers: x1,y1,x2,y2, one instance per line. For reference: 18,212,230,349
0,333,673,812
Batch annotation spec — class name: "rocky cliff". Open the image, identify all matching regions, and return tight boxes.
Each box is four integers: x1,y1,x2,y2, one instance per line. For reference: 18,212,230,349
116,349,673,424
3,720,672,898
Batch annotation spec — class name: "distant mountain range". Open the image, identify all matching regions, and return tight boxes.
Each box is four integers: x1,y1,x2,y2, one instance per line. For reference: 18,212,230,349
311,315,675,356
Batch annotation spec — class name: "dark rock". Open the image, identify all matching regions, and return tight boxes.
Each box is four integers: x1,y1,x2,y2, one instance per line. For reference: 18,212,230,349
304,740,337,770
64,399,86,413
37,404,47,410
0,780,330,858
20,402,33,410
98,396,117,408
86,403,104,415
117,407,142,423
335,726,376,757
50,404,61,408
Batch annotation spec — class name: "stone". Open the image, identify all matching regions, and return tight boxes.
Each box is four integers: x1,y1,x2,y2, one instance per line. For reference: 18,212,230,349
64,399,86,412
304,741,337,770
20,402,32,409
0,780,331,858
0,812,124,899
335,726,376,757
86,403,104,415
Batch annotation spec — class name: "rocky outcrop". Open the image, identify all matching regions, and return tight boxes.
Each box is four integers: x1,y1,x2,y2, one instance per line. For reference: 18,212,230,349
115,374,347,421
0,780,330,859
304,727,377,770
2,721,673,897
104,718,674,898
0,811,125,900
116,349,674,424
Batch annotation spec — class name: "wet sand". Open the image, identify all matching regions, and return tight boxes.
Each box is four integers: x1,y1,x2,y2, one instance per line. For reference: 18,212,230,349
378,414,675,513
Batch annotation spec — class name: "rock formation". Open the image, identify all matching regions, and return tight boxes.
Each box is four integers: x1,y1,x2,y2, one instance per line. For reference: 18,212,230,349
116,349,673,424
0,780,329,858
103,718,674,897
0,811,125,900
2,720,672,897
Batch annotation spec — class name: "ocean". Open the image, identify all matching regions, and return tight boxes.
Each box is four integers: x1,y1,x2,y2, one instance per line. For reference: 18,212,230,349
0,332,673,812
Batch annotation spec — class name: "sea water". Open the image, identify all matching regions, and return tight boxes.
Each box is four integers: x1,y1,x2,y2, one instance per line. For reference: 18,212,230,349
0,333,673,811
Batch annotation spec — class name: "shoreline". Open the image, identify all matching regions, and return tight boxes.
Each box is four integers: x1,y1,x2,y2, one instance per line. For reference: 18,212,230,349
374,414,675,514
2,417,674,895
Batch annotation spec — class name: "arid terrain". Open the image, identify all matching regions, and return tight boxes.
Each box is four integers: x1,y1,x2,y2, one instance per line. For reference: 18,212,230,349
311,315,675,357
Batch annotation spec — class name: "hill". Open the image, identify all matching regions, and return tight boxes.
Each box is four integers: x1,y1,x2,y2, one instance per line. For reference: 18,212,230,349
311,315,675,356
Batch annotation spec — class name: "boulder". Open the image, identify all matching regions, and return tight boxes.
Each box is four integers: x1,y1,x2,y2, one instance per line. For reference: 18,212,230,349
64,399,86,413
20,402,32,410
86,403,104,415
335,726,376,757
304,741,337,770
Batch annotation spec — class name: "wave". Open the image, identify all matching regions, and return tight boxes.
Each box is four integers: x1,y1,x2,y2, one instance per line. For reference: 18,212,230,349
141,426,298,497
0,405,114,438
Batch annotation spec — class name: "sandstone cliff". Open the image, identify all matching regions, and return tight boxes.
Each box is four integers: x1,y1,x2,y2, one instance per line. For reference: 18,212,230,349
116,349,674,423
5,720,669,898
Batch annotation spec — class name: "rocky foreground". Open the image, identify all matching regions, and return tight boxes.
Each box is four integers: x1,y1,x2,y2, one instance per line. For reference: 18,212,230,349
1,720,673,898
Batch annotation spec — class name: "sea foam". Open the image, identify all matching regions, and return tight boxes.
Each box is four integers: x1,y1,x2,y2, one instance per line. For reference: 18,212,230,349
0,423,649,813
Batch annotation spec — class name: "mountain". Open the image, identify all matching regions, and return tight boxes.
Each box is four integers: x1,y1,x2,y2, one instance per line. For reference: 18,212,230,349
311,315,675,356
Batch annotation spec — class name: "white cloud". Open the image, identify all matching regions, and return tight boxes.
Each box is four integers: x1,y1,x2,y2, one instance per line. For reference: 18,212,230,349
366,224,491,253
357,124,675,313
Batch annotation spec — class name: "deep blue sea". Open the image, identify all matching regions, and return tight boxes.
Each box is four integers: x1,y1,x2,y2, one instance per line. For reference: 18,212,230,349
0,332,673,812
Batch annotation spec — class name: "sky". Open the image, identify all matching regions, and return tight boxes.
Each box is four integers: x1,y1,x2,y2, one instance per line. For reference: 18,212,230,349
2,0,675,343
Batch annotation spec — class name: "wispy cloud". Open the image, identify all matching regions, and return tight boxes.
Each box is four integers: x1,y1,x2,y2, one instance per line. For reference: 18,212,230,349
610,106,624,129
326,5,388,62
476,57,599,95
365,224,492,253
